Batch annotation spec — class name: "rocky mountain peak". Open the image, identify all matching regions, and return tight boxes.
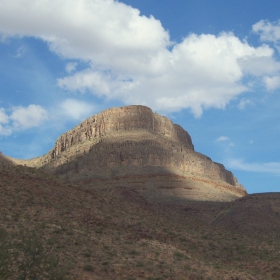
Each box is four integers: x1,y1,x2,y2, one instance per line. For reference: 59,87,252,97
50,105,194,159
4,105,246,202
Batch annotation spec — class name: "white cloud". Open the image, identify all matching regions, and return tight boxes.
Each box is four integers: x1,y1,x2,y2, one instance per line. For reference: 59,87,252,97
0,124,12,136
250,20,280,91
0,108,9,124
253,20,280,43
60,98,95,120
238,98,253,110
1,1,280,116
58,70,113,95
66,62,77,73
13,46,25,58
0,105,48,135
0,0,169,62
238,55,280,77
227,158,280,174
10,105,48,129
263,75,280,91
0,108,12,136
58,32,275,117
215,136,229,142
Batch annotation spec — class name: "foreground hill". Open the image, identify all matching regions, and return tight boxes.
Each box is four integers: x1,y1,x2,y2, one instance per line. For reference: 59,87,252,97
212,193,280,235
6,105,246,203
1,165,280,280
1,106,279,279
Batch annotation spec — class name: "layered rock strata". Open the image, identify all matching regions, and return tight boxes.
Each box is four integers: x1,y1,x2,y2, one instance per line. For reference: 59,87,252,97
51,105,194,158
27,105,245,194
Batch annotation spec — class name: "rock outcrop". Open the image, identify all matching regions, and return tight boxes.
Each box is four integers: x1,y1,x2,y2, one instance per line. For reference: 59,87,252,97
51,105,194,157
5,105,245,201
24,105,245,197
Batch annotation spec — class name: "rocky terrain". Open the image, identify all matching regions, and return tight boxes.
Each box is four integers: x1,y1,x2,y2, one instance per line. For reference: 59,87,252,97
0,165,280,280
5,105,246,202
212,192,280,234
1,105,279,279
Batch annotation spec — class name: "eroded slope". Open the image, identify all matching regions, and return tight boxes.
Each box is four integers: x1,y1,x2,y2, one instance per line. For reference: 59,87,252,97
2,105,246,201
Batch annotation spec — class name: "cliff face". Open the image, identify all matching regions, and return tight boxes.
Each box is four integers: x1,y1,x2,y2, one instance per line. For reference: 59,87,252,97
50,105,194,158
34,105,245,194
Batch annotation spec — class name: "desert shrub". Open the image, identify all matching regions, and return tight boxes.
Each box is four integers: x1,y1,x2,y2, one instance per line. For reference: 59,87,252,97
128,250,139,255
0,227,11,279
189,272,205,280
83,252,91,258
136,261,144,267
174,251,188,260
83,264,94,272
0,229,70,280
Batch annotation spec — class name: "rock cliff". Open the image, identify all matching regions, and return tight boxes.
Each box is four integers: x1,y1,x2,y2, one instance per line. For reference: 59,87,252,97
51,105,194,158
25,105,245,199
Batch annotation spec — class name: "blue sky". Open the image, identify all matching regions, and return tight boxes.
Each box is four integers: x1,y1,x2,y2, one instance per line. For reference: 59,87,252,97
0,0,280,194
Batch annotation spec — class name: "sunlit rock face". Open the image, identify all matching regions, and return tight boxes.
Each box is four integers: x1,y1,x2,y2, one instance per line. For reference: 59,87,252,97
51,105,194,158
28,105,245,196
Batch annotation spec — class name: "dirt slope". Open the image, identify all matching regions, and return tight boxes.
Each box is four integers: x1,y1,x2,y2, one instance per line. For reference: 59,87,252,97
2,105,246,203
1,165,279,280
212,193,280,236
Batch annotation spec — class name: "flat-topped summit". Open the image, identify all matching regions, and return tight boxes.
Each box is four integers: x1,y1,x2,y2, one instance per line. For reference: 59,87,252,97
51,105,194,159
3,105,247,201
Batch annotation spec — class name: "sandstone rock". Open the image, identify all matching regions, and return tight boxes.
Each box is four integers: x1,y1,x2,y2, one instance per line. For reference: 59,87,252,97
5,105,246,201
50,105,194,159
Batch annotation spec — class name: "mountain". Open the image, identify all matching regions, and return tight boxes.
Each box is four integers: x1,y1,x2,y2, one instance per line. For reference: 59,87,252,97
6,105,246,202
212,192,280,235
0,164,279,280
1,105,280,279
0,152,14,166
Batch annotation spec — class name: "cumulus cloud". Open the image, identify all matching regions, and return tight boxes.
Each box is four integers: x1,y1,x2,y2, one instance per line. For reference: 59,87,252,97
1,1,280,116
10,105,48,129
0,108,12,135
238,98,253,110
253,20,280,43
58,32,277,117
215,136,230,142
0,124,12,136
0,105,48,135
263,75,280,90
0,108,9,124
251,20,280,91
60,98,96,120
66,62,77,73
227,158,280,174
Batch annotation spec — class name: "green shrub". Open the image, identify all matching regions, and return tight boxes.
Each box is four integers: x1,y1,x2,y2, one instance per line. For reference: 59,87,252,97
0,229,70,280
0,228,10,279
83,264,94,272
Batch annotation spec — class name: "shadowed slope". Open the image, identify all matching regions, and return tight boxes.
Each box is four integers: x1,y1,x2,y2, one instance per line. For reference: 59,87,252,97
1,105,246,202
0,152,14,167
212,192,280,236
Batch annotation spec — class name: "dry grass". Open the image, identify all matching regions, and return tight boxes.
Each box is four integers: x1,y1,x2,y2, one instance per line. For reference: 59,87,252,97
0,165,280,279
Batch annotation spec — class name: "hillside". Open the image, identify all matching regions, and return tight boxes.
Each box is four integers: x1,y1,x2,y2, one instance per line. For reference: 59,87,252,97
2,105,279,279
1,165,280,280
212,193,280,235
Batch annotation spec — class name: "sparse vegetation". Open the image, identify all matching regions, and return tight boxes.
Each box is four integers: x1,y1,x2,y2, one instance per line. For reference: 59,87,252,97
0,166,279,279
83,264,94,272
0,227,70,279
